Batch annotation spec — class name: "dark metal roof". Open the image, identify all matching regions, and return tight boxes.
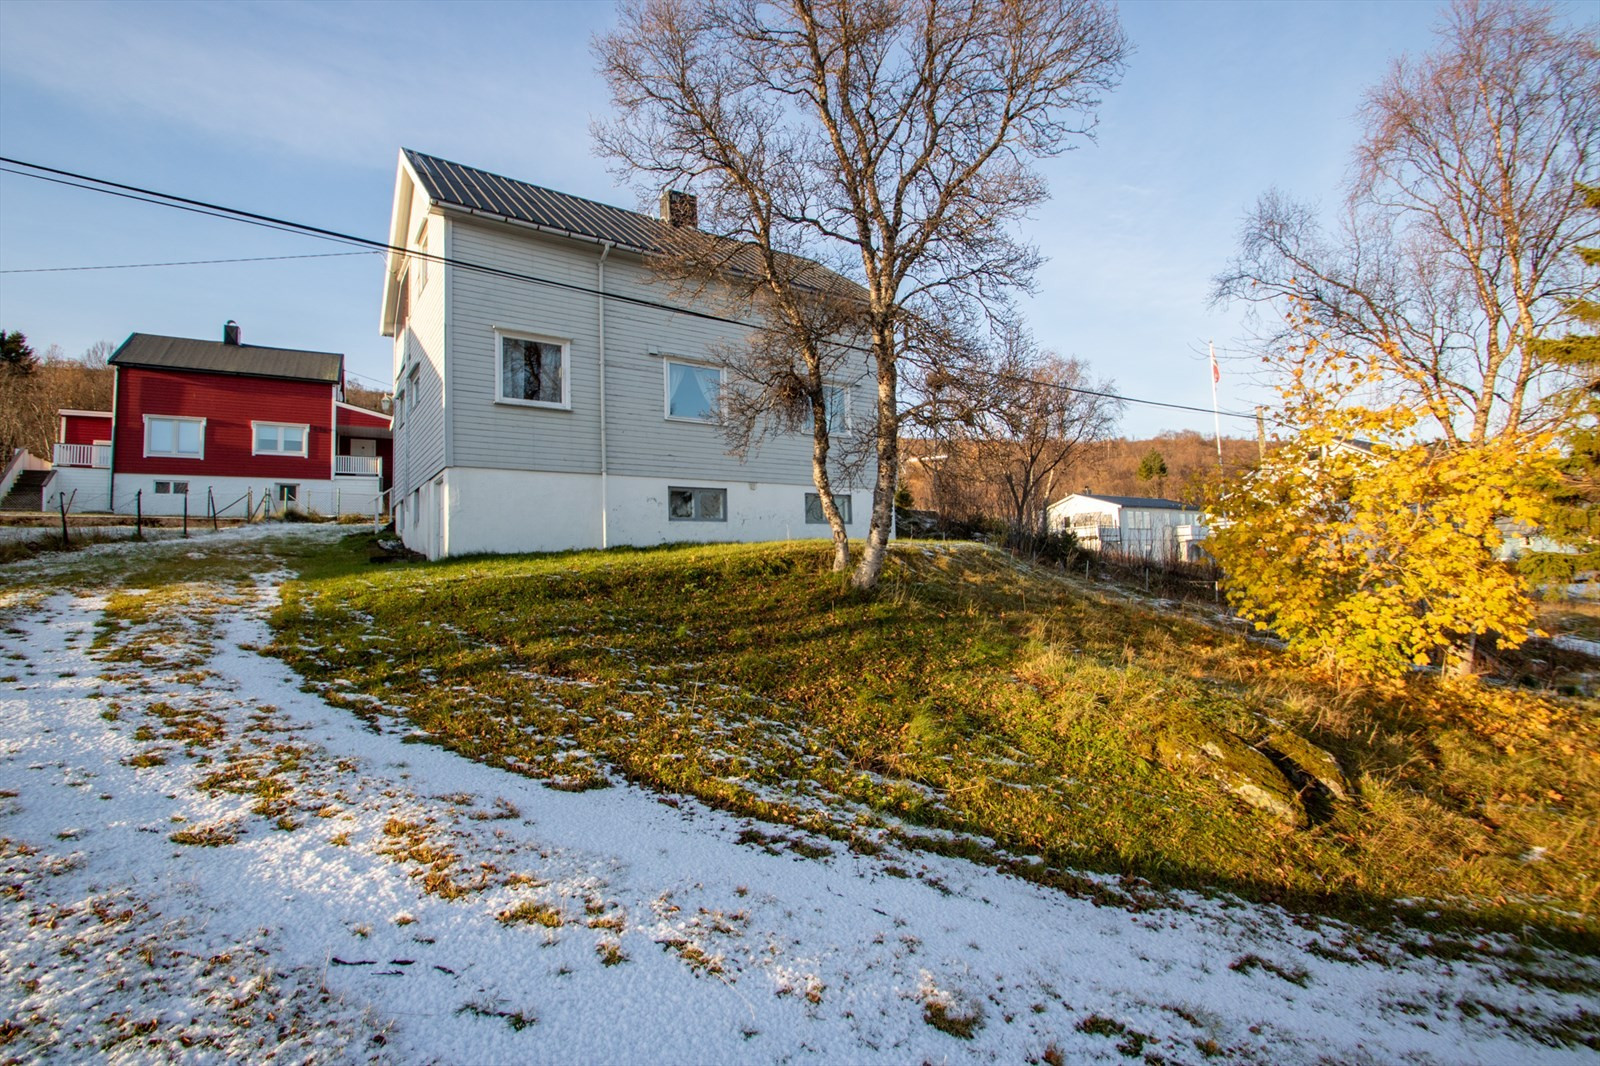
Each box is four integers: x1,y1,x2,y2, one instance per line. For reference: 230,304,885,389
405,149,669,253
109,334,344,384
1069,494,1199,510
401,149,862,297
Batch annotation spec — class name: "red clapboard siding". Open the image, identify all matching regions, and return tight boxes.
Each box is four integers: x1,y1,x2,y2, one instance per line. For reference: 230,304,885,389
62,412,113,446
336,404,390,431
114,366,334,478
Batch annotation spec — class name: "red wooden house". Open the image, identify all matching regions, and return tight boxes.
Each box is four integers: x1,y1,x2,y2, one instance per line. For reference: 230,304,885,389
47,323,391,517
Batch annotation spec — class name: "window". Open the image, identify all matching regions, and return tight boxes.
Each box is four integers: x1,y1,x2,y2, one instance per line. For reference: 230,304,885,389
395,267,411,331
805,493,851,524
668,486,726,522
497,331,567,407
153,481,188,495
276,483,300,506
414,222,429,294
144,415,204,459
808,384,850,434
253,422,309,457
404,364,420,421
665,360,721,422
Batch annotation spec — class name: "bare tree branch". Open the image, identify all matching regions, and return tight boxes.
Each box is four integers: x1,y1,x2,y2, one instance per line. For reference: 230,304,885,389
1213,0,1600,447
594,0,1127,587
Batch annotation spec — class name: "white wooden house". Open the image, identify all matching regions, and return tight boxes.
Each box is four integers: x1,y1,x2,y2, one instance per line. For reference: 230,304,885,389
380,149,872,560
1046,492,1208,561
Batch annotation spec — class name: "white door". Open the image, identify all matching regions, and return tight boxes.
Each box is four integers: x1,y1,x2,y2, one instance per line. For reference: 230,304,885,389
350,438,376,458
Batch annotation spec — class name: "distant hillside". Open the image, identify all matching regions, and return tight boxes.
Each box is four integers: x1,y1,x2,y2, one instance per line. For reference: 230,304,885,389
899,431,1265,518
1073,431,1263,502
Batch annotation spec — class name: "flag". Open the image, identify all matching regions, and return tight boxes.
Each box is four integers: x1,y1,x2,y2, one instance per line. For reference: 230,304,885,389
1210,346,1220,385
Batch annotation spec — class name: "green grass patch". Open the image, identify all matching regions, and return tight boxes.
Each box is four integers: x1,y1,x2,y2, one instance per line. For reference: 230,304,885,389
271,534,1600,949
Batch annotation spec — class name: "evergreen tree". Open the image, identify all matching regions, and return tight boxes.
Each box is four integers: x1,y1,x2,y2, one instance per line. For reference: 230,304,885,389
1135,449,1168,497
1,330,36,375
1523,184,1600,587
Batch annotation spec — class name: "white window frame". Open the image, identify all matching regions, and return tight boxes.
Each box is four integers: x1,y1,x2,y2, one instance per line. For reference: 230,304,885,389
153,480,188,495
143,415,205,459
413,221,429,295
792,383,851,435
663,358,723,424
252,421,310,457
668,486,727,522
805,492,851,525
275,483,300,506
495,328,570,410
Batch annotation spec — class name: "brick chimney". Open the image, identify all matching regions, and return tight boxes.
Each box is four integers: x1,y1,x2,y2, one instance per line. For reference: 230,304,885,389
660,189,698,229
223,320,241,346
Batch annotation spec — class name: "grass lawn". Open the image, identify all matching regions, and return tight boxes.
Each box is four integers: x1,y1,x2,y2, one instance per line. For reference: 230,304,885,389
272,534,1600,954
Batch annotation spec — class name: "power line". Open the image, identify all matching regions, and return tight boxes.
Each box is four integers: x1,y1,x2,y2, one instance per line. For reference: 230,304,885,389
1,251,378,274
0,155,1262,423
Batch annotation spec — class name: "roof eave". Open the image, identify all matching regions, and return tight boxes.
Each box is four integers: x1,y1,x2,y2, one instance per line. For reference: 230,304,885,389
380,151,427,338
434,201,642,256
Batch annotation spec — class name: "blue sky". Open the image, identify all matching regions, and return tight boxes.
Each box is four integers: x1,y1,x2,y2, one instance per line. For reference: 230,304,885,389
0,0,1520,437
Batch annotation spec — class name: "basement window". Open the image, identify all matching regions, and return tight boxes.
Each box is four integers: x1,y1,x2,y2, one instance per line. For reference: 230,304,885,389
805,493,851,524
668,486,726,522
276,483,300,507
153,481,189,495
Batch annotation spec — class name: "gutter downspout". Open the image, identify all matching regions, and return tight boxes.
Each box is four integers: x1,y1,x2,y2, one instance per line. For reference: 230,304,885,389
597,241,613,549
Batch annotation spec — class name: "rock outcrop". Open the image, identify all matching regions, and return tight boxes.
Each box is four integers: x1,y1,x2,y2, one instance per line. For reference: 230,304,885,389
1263,729,1351,802
1146,722,1307,828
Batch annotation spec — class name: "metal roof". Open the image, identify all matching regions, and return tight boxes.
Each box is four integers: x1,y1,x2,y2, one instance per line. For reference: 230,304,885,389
109,334,344,384
401,149,862,297
1065,493,1199,511
405,149,671,254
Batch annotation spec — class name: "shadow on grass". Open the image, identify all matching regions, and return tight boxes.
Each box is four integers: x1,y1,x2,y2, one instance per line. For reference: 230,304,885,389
276,533,1600,961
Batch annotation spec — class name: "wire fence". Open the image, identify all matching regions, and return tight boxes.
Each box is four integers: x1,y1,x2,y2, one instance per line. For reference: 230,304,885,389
28,484,391,550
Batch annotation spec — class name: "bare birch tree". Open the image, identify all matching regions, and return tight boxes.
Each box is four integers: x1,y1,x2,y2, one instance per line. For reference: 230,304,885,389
594,0,1127,588
925,330,1120,533
1213,0,1599,448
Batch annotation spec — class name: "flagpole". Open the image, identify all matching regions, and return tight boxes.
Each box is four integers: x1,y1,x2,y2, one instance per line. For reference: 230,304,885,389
1209,341,1224,468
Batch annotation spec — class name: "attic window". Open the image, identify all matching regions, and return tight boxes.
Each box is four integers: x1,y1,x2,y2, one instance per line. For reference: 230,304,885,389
414,222,429,294
395,267,411,330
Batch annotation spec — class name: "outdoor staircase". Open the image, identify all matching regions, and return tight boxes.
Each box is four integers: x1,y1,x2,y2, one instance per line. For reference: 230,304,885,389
0,470,49,512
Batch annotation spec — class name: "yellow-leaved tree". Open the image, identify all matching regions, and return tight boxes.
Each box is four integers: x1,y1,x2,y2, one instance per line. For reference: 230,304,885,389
1207,341,1557,683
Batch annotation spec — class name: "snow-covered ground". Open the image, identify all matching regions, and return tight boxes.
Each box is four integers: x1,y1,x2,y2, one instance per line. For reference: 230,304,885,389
1,526,1596,1063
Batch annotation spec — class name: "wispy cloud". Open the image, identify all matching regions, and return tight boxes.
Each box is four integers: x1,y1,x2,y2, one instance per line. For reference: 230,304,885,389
1,0,613,179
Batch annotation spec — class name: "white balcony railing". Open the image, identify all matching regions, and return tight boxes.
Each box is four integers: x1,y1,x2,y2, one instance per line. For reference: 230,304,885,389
53,442,110,468
334,454,381,476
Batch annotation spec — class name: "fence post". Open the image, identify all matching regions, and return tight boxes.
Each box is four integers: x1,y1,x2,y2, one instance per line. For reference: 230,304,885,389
135,490,143,540
209,488,218,532
182,494,189,538
58,492,70,548
247,488,253,523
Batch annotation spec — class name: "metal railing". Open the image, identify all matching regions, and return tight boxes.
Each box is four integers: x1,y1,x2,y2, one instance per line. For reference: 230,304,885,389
52,442,110,468
334,454,381,476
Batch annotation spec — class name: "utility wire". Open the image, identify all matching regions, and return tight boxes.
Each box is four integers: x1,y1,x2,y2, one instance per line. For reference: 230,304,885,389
0,155,1267,425
1,251,378,274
